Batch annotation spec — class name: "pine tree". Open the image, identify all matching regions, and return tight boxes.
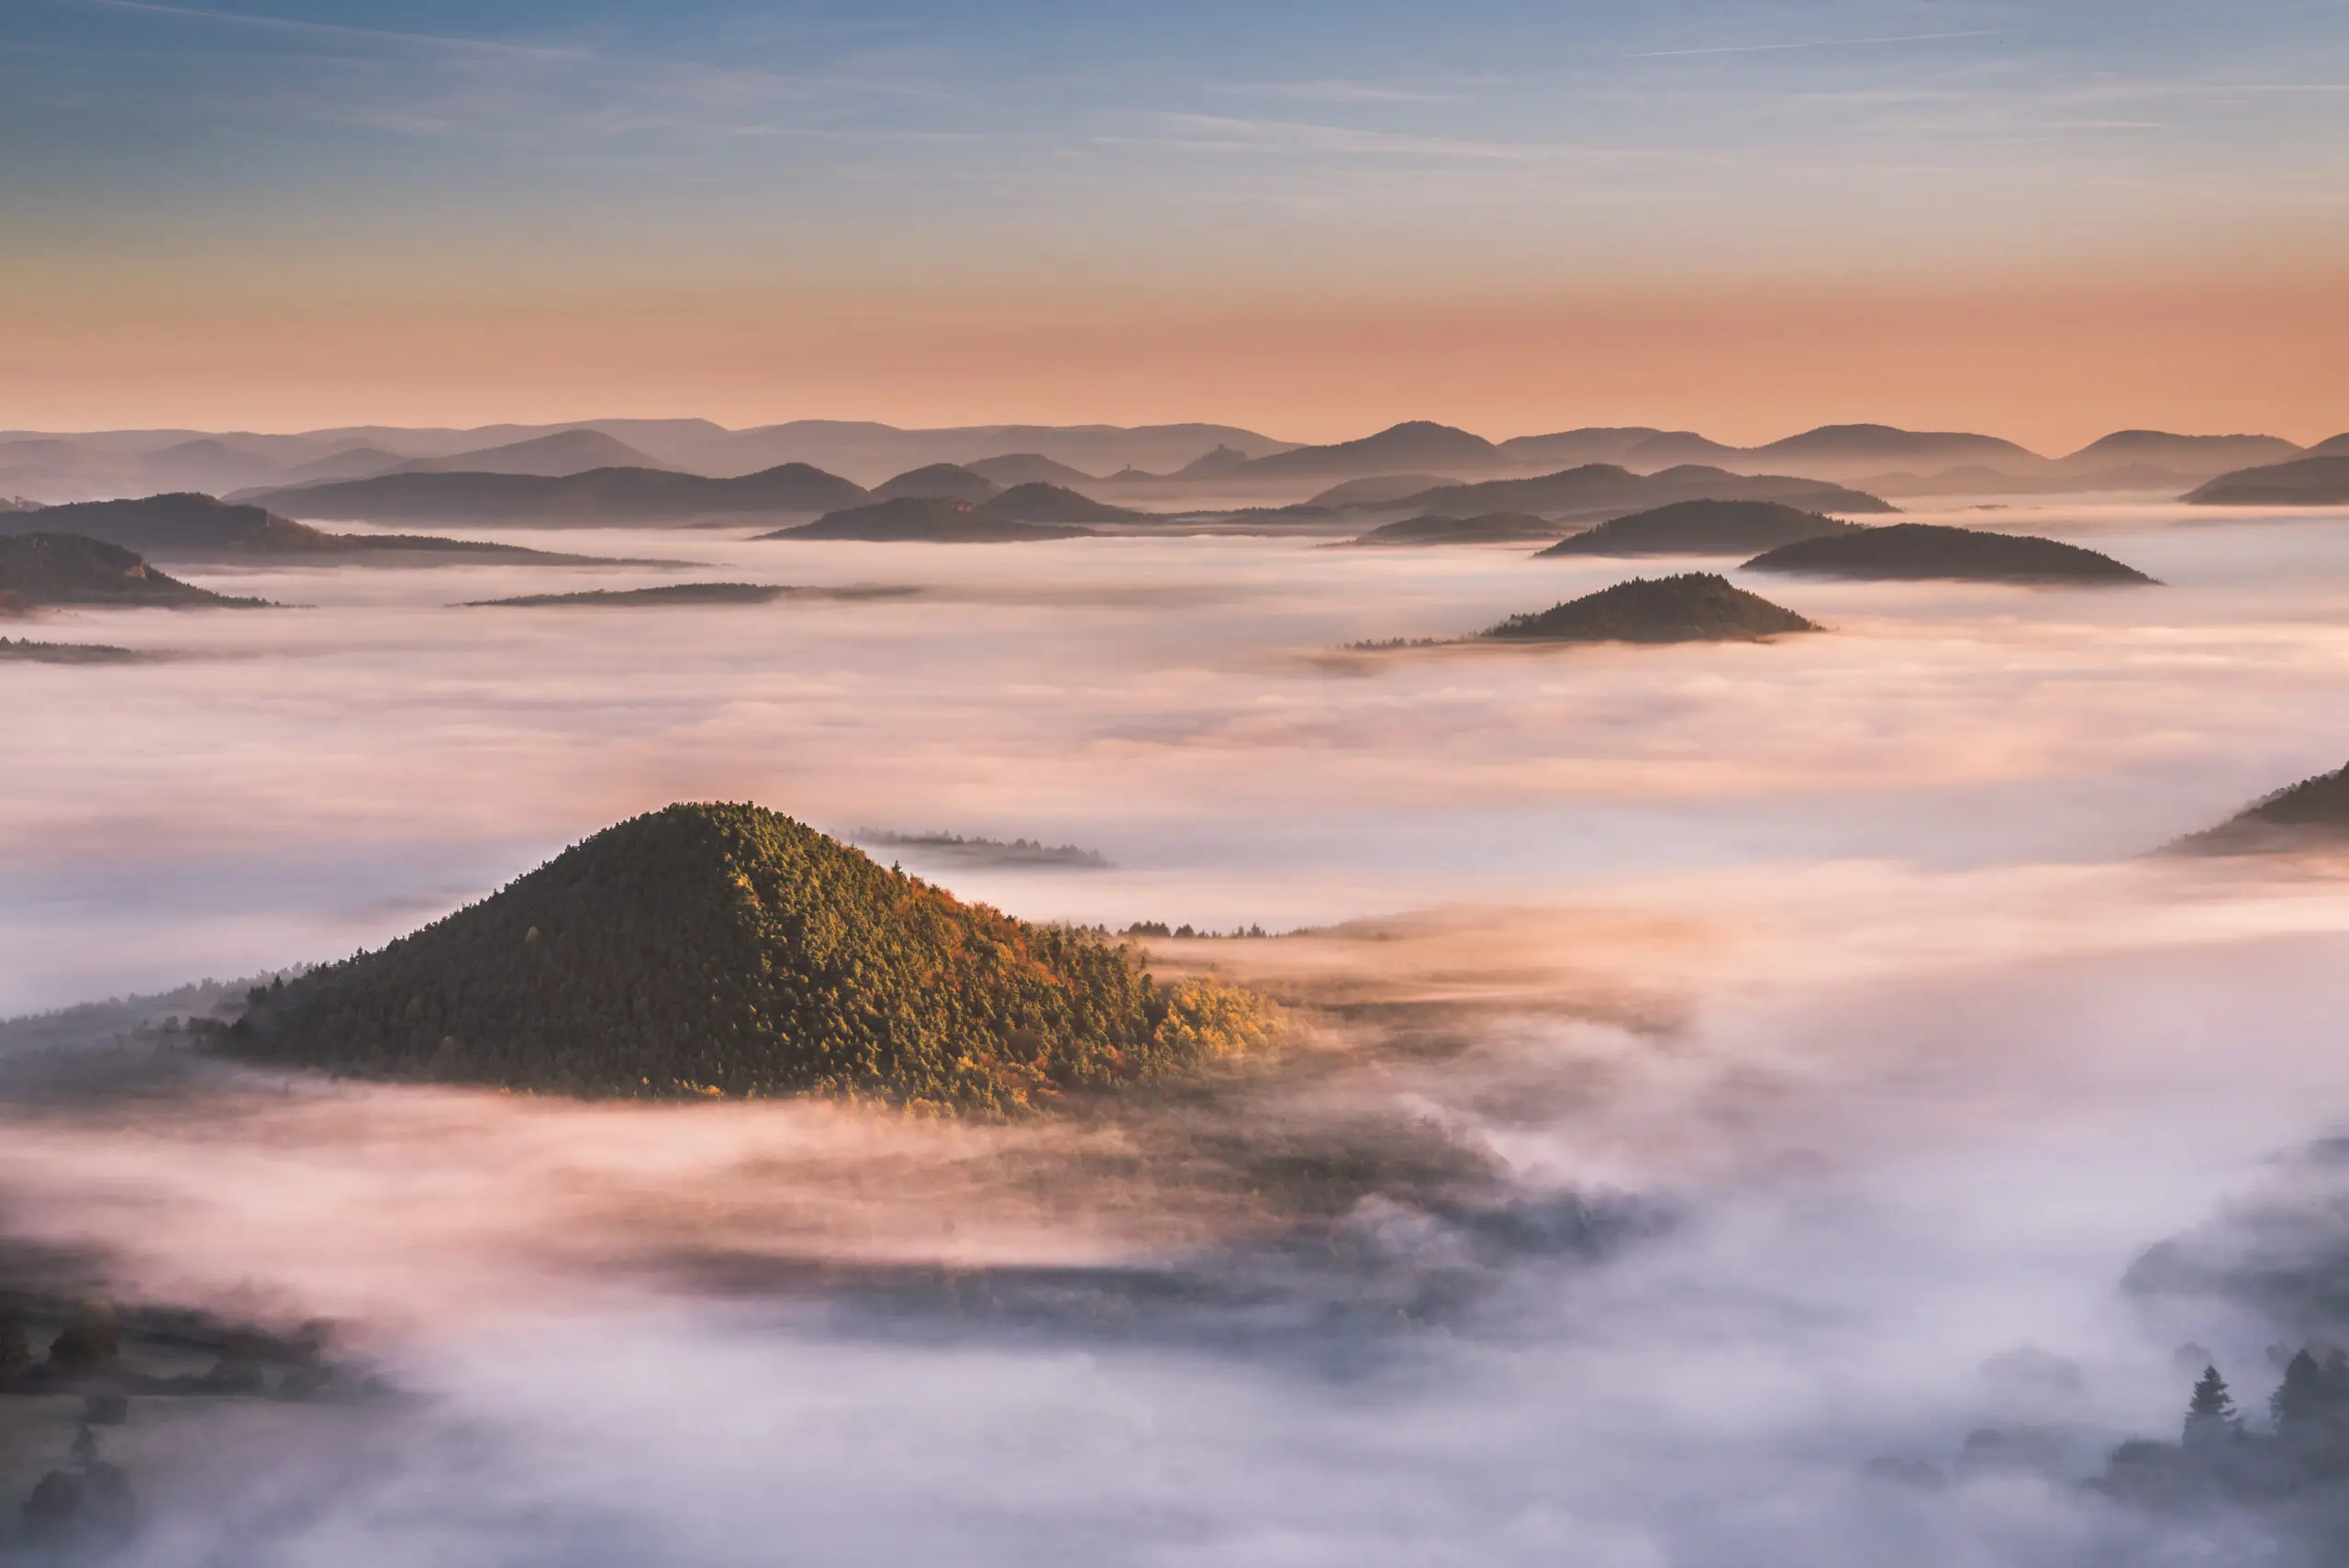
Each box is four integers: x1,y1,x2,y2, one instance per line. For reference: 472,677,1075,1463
2185,1365,2240,1448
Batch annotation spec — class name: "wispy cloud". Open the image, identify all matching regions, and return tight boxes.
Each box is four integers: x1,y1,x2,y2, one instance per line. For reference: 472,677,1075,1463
78,0,574,60
1627,29,2007,61
1208,80,1453,105
1116,113,1534,161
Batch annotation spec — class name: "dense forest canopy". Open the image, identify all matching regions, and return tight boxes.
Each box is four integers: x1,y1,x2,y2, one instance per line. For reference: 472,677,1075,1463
225,804,1277,1113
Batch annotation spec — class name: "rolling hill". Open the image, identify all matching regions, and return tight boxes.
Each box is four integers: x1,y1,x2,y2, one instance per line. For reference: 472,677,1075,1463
222,803,1279,1112
1386,464,1895,519
965,453,1101,486
1484,573,1817,643
1227,421,1508,482
762,497,1092,542
1345,512,1563,547
2057,431,2302,473
243,463,870,522
2172,762,2349,854
0,533,262,610
1535,500,1862,557
3,494,646,563
977,484,1152,524
2185,456,2349,507
872,463,1002,503
1742,523,2154,584
391,429,671,477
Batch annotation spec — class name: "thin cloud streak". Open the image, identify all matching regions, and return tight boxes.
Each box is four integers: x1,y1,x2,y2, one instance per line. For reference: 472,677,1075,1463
1626,28,2009,60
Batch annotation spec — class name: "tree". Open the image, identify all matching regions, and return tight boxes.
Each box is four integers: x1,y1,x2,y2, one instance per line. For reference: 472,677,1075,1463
2185,1365,2240,1448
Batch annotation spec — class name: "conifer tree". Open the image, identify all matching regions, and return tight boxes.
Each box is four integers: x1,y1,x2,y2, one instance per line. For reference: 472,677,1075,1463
2185,1365,2239,1447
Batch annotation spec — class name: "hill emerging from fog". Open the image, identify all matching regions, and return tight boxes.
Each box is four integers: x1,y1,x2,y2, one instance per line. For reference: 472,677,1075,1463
872,463,1003,503
2186,456,2349,507
224,803,1278,1112
1484,573,1817,644
1535,500,1863,557
1386,464,1895,519
242,463,870,522
1345,512,1563,547
466,583,919,607
2173,762,2349,855
1228,421,1508,482
980,483,1151,524
763,496,1094,542
1743,524,2154,584
6,494,647,563
965,453,1100,487
2060,431,2303,473
0,533,262,610
391,429,673,477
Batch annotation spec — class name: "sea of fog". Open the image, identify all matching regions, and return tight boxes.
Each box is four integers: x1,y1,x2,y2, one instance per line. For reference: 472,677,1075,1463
5,497,2349,1564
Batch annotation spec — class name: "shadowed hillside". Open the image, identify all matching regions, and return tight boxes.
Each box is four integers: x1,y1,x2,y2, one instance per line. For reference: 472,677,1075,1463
2172,762,2349,854
1742,523,2154,584
1535,499,1861,557
5,493,642,563
872,463,1002,503
223,804,1278,1113
1386,464,1894,519
0,533,262,610
2186,456,2349,506
1483,573,1817,644
243,463,870,522
1344,512,1561,547
976,484,1151,524
763,497,1092,541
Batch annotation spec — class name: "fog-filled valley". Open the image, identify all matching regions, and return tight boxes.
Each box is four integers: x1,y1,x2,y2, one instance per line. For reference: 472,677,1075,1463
1,487,2347,1564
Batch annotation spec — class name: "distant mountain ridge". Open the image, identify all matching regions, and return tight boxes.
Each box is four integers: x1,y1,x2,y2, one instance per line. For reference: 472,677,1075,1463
1380,464,1895,519
243,464,870,523
2186,455,2349,506
3,493,652,563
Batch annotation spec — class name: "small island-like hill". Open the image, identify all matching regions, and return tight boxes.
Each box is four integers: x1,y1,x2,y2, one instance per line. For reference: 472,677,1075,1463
1345,512,1563,547
6,494,673,565
1536,499,1863,557
463,583,918,608
762,496,1093,542
1483,573,1818,644
221,803,1278,1114
2171,762,2349,854
1742,523,2154,584
2185,455,2349,507
0,533,265,611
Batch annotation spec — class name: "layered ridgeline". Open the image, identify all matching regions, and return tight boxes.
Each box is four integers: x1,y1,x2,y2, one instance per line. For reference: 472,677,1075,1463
0,533,262,609
1743,523,2154,584
6,494,645,564
225,805,1278,1112
2186,454,2349,506
1536,500,1862,557
1484,573,1817,644
2173,762,2349,854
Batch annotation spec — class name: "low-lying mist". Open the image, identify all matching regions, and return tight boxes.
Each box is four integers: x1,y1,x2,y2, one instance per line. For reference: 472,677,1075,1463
7,497,2349,1563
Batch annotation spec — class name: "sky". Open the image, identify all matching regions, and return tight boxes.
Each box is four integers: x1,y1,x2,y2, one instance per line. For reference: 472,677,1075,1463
2,0,2345,444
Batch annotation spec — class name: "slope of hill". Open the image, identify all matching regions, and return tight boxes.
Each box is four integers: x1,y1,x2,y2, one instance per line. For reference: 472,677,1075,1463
1753,424,2042,468
1535,500,1862,557
1236,421,1506,482
2305,434,2349,459
393,429,671,477
1497,428,1695,470
2173,762,2349,854
975,484,1150,524
1308,474,1456,507
0,637,155,663
1346,512,1562,547
1743,523,2154,584
222,803,1278,1111
2059,431,2302,473
244,463,870,522
1484,573,1817,643
3,494,645,563
872,463,1002,503
280,444,406,484
2185,456,2349,507
0,533,262,609
966,453,1100,486
1390,464,1894,518
763,497,1092,542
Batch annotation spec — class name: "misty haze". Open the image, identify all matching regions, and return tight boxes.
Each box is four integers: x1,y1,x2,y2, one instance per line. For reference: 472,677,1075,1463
4,2,2348,1565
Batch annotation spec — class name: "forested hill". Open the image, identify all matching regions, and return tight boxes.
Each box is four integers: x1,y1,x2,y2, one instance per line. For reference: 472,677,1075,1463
224,804,1277,1113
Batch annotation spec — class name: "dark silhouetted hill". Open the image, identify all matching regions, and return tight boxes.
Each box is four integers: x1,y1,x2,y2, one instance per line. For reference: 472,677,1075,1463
1753,424,2041,467
4,494,647,563
2186,456,2349,506
1308,474,1457,507
244,463,870,522
2172,762,2349,854
1346,512,1562,547
872,463,1002,503
394,429,671,477
1497,428,1697,470
1743,523,2154,584
2304,434,2349,459
763,497,1092,542
0,637,155,663
1536,499,1862,557
974,484,1150,524
1389,464,1895,518
1484,573,1817,643
0,533,262,609
2060,431,2302,473
466,583,918,608
1236,422,1506,482
966,453,1100,486
223,803,1278,1112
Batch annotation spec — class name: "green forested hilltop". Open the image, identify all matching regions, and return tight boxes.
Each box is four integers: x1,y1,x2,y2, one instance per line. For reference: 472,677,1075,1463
224,804,1276,1113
